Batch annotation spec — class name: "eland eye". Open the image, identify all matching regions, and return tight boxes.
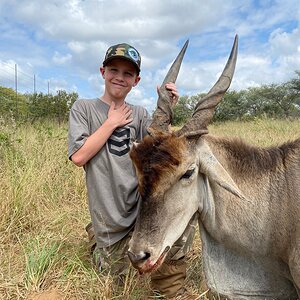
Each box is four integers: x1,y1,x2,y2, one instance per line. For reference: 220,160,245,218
180,168,195,180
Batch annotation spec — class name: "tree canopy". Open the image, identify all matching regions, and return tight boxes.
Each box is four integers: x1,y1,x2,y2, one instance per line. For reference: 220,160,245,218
173,71,300,125
0,87,78,123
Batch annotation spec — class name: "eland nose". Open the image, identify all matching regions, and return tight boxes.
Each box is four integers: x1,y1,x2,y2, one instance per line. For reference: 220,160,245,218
127,250,150,267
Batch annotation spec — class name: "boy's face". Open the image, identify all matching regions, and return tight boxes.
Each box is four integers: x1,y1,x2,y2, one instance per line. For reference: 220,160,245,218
100,58,140,101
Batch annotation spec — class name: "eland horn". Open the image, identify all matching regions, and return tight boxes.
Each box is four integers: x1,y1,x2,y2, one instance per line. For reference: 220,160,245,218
176,34,238,138
148,40,189,133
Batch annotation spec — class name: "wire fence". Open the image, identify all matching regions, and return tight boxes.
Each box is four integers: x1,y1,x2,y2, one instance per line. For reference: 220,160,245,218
0,61,78,123
0,61,52,96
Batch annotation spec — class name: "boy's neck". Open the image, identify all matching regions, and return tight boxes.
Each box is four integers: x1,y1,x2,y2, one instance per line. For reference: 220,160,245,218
100,95,125,108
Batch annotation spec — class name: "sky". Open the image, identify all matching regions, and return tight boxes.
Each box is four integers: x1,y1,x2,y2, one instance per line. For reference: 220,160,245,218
0,0,300,113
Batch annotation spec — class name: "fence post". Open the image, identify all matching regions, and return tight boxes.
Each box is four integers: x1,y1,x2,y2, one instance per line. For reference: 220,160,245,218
15,64,18,120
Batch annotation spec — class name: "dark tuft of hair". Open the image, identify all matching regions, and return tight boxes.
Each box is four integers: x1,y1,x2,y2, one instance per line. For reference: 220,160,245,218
130,132,187,199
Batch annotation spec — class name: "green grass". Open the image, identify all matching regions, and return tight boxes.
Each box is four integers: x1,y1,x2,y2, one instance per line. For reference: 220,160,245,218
24,238,62,290
1,118,299,299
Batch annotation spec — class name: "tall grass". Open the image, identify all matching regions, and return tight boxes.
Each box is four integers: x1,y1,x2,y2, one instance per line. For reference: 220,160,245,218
1,118,299,299
209,118,300,146
24,238,61,290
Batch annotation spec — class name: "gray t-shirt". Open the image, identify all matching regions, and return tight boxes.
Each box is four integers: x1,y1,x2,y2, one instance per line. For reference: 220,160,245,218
68,98,151,247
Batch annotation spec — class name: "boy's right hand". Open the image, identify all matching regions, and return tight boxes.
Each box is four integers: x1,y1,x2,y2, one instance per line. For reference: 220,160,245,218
107,101,133,129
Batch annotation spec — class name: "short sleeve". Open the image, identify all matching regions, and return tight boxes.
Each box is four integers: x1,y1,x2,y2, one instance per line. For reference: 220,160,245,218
68,102,89,160
138,108,152,141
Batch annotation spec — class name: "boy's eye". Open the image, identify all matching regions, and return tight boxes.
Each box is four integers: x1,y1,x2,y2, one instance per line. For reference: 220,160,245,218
180,168,195,180
125,72,134,77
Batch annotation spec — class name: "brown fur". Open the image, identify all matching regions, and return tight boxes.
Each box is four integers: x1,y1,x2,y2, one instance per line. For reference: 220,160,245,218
205,135,300,177
131,133,300,193
130,132,187,199
130,133,300,296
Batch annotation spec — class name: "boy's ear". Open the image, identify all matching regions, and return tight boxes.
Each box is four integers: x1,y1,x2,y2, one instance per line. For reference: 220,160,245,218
100,67,105,78
134,75,141,86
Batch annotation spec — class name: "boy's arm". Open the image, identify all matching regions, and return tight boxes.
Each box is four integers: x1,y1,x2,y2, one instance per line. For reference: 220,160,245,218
71,102,132,167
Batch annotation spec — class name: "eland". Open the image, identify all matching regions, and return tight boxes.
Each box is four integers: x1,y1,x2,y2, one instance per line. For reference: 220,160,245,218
127,36,300,299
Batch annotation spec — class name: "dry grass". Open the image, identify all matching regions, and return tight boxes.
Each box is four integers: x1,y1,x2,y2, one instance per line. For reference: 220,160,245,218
1,118,299,299
209,118,300,146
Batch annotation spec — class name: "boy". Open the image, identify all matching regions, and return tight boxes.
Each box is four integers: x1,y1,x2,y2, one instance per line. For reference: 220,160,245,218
68,43,198,299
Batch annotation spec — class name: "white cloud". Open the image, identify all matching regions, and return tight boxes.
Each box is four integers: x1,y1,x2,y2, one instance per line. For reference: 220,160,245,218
269,28,300,56
52,52,72,65
0,60,17,90
0,0,233,42
1,0,300,112
68,41,86,54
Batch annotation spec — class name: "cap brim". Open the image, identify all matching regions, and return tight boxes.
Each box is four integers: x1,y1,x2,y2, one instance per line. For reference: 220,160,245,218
103,56,140,73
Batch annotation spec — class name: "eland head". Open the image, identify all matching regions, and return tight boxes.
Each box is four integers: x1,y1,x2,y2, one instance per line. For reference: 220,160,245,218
127,35,239,273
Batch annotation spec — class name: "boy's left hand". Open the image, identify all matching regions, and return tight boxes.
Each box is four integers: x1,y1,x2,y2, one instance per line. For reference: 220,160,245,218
157,82,179,107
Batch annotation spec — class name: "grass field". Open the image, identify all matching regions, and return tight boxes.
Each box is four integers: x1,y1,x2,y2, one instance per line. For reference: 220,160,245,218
1,118,299,300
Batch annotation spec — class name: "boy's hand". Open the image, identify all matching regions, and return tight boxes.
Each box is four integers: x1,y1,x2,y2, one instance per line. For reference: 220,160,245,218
107,101,133,128
157,82,179,107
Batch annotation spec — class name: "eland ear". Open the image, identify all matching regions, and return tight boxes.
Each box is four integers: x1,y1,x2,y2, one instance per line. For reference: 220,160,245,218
198,139,249,202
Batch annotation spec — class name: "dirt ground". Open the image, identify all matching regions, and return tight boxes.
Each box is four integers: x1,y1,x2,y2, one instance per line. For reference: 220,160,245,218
27,290,65,300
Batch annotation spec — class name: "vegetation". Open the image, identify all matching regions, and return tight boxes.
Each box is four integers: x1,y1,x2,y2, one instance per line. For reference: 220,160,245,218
173,71,300,125
1,118,299,299
1,71,300,126
0,87,78,123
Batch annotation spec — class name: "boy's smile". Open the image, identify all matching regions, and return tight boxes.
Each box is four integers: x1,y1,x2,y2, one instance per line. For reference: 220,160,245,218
100,58,140,104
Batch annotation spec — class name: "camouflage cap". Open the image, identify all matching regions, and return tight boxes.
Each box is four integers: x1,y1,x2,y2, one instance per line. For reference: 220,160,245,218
103,43,141,73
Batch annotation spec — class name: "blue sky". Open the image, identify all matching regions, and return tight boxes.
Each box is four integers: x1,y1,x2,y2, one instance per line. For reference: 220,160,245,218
0,0,300,112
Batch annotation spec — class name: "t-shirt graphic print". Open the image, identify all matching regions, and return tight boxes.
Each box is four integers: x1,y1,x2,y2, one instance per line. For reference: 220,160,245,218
108,127,130,156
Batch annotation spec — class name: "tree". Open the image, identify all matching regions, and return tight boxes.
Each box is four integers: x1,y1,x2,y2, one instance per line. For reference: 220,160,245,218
246,83,300,118
173,93,205,125
288,71,300,93
28,93,52,122
242,86,278,118
285,71,300,116
214,90,246,121
52,90,78,124
0,86,79,123
0,86,28,120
